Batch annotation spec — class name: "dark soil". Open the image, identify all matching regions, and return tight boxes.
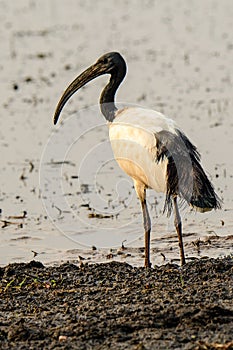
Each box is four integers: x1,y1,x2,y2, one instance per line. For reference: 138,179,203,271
0,257,232,350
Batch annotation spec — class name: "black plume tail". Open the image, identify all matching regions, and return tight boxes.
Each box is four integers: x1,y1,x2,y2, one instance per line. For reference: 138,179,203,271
188,158,221,212
156,129,222,215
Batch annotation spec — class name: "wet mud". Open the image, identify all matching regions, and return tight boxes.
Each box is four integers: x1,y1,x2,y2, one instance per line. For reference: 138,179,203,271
0,257,232,349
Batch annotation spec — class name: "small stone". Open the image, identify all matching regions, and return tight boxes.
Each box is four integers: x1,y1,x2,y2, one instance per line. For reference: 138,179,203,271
59,335,67,342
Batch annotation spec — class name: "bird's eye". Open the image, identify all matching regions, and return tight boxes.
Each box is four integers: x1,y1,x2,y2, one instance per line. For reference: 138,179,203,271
103,57,108,64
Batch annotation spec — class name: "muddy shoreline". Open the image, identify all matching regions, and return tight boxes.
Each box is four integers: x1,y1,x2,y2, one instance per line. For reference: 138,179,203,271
0,257,232,349
1,2,233,347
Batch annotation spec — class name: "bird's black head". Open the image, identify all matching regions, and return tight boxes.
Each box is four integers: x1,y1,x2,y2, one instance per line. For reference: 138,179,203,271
53,52,126,124
95,52,126,75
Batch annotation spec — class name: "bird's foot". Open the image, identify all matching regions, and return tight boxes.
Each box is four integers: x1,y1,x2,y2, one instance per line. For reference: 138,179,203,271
181,257,186,266
144,260,152,268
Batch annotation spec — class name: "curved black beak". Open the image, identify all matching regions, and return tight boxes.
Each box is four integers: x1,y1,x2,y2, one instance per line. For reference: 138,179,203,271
53,62,108,125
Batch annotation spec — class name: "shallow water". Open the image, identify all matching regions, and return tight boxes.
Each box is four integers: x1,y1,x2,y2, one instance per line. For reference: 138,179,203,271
0,1,233,266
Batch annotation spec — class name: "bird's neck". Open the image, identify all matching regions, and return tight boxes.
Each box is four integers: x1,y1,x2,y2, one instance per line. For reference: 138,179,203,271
100,70,125,122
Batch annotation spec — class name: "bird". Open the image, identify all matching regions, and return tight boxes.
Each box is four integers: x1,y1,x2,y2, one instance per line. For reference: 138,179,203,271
53,52,221,268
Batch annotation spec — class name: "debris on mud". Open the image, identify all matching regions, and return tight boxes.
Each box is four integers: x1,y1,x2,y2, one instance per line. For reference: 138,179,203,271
0,257,232,349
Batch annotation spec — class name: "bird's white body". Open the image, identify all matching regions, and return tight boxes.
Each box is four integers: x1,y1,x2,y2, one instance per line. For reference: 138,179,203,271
109,107,176,195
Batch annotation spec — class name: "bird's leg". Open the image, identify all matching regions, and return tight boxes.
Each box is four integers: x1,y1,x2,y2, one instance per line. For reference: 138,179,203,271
134,181,152,268
173,196,185,266
140,198,151,268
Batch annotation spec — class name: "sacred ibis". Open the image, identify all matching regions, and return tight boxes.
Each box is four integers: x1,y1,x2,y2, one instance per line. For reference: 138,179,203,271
53,52,221,267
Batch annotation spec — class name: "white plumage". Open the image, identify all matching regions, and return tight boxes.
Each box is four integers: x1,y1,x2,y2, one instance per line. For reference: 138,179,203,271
109,107,174,194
